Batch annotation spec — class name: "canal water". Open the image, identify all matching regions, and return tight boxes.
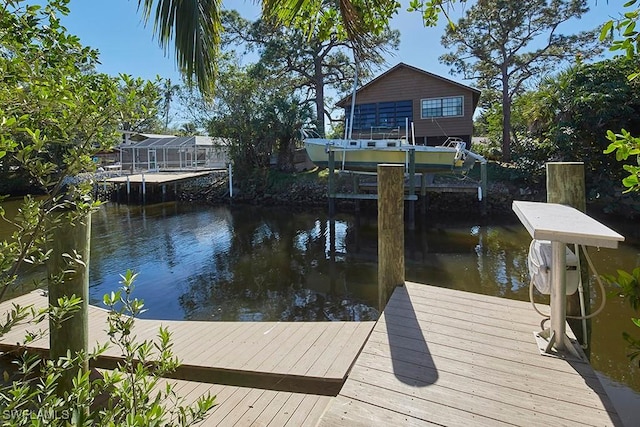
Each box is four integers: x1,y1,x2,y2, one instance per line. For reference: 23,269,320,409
2,199,640,403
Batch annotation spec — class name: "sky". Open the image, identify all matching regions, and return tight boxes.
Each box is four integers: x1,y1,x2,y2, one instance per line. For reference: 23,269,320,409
60,1,627,122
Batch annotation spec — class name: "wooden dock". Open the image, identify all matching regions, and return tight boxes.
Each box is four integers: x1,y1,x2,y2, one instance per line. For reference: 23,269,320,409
103,170,227,203
0,291,374,395
106,171,215,184
0,284,623,425
319,282,622,426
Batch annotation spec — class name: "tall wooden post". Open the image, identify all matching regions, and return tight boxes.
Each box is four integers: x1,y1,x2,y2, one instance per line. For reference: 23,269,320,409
378,164,405,312
408,148,416,230
420,173,428,214
47,212,90,394
328,150,336,216
480,161,488,216
546,162,588,346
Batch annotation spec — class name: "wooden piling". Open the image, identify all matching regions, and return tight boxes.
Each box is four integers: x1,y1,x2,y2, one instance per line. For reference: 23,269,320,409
47,212,90,394
408,148,416,230
328,150,336,216
420,173,428,215
377,164,405,312
480,161,488,216
546,162,588,347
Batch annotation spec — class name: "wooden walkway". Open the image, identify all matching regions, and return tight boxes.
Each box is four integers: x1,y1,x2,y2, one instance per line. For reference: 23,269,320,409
1,285,624,425
319,282,622,426
148,376,332,426
0,291,374,395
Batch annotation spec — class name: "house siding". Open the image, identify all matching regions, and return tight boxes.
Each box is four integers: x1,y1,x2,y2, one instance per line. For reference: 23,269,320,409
339,65,478,146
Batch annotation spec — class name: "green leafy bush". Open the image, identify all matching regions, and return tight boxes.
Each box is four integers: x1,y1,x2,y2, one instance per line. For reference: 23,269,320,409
1,271,216,425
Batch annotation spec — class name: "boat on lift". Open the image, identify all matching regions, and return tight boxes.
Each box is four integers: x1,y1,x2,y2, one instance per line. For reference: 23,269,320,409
303,128,483,174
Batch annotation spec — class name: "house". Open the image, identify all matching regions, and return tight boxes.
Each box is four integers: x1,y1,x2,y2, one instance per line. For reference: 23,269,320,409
117,132,231,172
336,63,481,146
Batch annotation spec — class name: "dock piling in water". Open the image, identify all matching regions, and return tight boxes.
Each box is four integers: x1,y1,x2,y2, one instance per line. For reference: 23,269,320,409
377,164,405,312
546,162,588,347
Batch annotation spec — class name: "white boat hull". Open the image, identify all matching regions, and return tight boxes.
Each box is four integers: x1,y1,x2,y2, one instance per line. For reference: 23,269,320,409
304,138,471,173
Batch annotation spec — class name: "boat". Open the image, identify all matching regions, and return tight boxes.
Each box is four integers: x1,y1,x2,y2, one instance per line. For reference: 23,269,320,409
303,131,479,174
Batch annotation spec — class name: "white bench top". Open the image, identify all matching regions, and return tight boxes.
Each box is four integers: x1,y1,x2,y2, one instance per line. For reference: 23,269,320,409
512,201,625,248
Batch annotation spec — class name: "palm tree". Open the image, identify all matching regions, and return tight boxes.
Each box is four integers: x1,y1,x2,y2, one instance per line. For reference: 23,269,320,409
162,78,180,130
137,0,444,94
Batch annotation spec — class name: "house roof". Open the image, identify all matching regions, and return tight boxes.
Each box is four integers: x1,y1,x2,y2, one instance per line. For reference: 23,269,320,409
335,62,481,109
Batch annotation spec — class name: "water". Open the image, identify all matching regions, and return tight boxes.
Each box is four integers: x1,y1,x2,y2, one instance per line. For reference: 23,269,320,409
2,199,640,399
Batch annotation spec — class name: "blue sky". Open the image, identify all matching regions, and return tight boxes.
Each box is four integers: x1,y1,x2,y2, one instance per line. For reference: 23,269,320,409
61,1,626,115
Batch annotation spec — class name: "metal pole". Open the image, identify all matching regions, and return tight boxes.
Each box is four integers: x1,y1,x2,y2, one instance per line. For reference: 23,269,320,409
126,175,130,203
228,163,233,198
142,172,146,204
550,240,567,351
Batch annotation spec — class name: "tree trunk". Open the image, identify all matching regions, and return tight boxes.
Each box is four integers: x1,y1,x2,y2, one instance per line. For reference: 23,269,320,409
314,56,325,136
501,73,511,162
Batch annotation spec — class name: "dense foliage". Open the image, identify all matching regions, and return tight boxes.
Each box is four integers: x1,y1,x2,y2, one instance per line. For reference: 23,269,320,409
600,0,640,366
0,0,214,422
441,0,601,162
474,56,640,214
221,10,399,136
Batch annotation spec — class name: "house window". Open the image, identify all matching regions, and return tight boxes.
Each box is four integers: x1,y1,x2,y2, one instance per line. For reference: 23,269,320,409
348,100,413,131
421,96,463,118
352,103,377,130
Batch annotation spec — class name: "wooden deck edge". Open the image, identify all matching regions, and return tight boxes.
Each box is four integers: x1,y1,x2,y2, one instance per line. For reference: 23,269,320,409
338,322,378,384
0,344,345,396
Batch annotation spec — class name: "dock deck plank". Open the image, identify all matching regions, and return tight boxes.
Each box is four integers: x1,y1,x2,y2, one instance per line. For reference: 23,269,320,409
0,291,374,394
318,282,622,426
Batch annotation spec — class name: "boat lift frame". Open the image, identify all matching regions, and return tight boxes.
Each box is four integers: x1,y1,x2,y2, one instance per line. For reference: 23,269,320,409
326,147,488,223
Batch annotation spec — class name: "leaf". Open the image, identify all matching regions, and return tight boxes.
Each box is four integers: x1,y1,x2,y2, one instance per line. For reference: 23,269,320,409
600,21,613,41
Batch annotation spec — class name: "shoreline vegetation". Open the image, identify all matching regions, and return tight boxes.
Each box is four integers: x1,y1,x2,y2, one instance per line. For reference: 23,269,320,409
172,162,639,220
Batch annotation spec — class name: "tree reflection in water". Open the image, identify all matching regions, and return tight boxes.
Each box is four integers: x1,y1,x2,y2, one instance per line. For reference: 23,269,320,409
87,202,640,393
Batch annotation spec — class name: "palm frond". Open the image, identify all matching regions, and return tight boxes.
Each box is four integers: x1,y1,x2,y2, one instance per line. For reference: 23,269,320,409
138,0,222,95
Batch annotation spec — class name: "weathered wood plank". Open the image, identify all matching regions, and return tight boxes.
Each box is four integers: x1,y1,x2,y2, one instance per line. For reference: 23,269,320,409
264,393,306,426
339,376,516,427
0,291,373,395
405,280,538,311
323,322,376,379
361,338,615,411
318,395,441,427
319,282,622,426
282,393,331,427
287,322,346,376
393,284,543,331
353,350,615,425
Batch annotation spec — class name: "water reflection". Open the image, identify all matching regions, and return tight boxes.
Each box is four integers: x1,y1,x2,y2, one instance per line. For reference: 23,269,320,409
86,202,640,393
90,204,379,323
